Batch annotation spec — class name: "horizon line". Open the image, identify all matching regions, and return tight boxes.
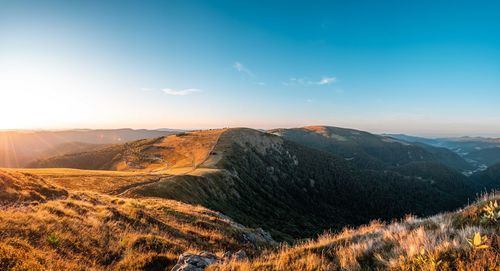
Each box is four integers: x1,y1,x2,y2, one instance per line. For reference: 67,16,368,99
1,125,500,139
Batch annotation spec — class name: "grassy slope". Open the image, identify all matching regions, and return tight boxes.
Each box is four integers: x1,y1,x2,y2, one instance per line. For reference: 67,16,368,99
0,170,68,203
37,141,111,159
28,144,126,170
0,169,275,271
7,168,171,195
209,194,500,271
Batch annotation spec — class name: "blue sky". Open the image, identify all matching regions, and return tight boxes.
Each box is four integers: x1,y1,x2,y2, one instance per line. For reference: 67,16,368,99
1,0,500,136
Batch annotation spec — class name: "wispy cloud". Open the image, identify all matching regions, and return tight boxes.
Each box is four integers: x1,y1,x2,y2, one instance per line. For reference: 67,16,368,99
162,88,202,96
233,62,254,77
317,77,336,85
255,82,266,86
283,76,336,86
283,77,305,86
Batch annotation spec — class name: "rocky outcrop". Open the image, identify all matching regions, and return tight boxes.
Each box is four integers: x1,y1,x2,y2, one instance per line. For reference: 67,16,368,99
230,250,248,261
171,250,249,271
214,212,277,248
242,228,275,247
171,252,218,271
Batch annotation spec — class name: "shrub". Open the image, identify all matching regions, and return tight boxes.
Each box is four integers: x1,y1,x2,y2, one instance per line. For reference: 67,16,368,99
481,200,500,225
46,233,60,247
467,232,489,250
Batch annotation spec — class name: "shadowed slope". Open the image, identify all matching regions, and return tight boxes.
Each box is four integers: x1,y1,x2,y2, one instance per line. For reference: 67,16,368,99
466,147,500,167
269,126,472,171
471,163,500,191
209,194,500,271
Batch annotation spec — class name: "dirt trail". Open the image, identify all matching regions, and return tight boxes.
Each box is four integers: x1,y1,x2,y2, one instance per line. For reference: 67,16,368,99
115,130,226,197
111,176,172,196
194,129,225,168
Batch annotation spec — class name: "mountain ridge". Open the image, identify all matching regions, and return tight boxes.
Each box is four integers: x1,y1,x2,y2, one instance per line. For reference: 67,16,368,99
29,127,483,240
270,126,473,171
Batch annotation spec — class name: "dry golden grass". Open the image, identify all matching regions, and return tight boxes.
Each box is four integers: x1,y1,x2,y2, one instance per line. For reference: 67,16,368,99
0,169,273,271
8,168,146,176
112,129,225,173
2,168,169,194
0,170,67,204
302,125,331,136
208,194,500,271
155,130,224,169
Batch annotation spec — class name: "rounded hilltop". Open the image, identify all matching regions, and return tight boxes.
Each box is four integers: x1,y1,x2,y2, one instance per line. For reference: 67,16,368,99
28,127,284,175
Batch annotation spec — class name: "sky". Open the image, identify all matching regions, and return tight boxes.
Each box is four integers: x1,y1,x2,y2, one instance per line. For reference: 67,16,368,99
1,0,500,136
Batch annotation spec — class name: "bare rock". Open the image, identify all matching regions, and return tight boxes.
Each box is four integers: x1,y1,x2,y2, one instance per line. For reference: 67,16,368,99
171,252,218,271
232,250,248,261
171,250,250,271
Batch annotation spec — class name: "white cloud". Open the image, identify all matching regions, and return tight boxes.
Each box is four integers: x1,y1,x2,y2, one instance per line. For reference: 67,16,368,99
233,62,254,77
317,77,336,85
283,76,336,86
162,88,202,96
255,82,266,86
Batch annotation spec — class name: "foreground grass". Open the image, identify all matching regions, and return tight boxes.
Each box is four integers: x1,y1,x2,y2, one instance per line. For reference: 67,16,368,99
1,168,498,270
0,170,273,271
208,194,500,271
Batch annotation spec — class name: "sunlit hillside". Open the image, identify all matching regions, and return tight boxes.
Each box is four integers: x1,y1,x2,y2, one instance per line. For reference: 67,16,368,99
29,129,225,174
0,169,275,271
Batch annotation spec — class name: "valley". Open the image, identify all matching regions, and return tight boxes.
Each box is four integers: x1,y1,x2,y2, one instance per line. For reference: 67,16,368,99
389,134,500,176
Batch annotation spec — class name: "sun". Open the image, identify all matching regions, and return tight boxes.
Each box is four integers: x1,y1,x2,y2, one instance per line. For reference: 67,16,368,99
0,61,92,130
0,68,60,129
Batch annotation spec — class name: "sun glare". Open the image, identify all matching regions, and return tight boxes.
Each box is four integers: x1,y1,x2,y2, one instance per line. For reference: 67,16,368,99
0,61,93,130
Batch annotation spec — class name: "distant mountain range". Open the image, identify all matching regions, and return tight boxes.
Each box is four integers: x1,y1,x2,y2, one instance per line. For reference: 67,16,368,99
387,134,500,154
388,133,500,175
0,129,181,167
